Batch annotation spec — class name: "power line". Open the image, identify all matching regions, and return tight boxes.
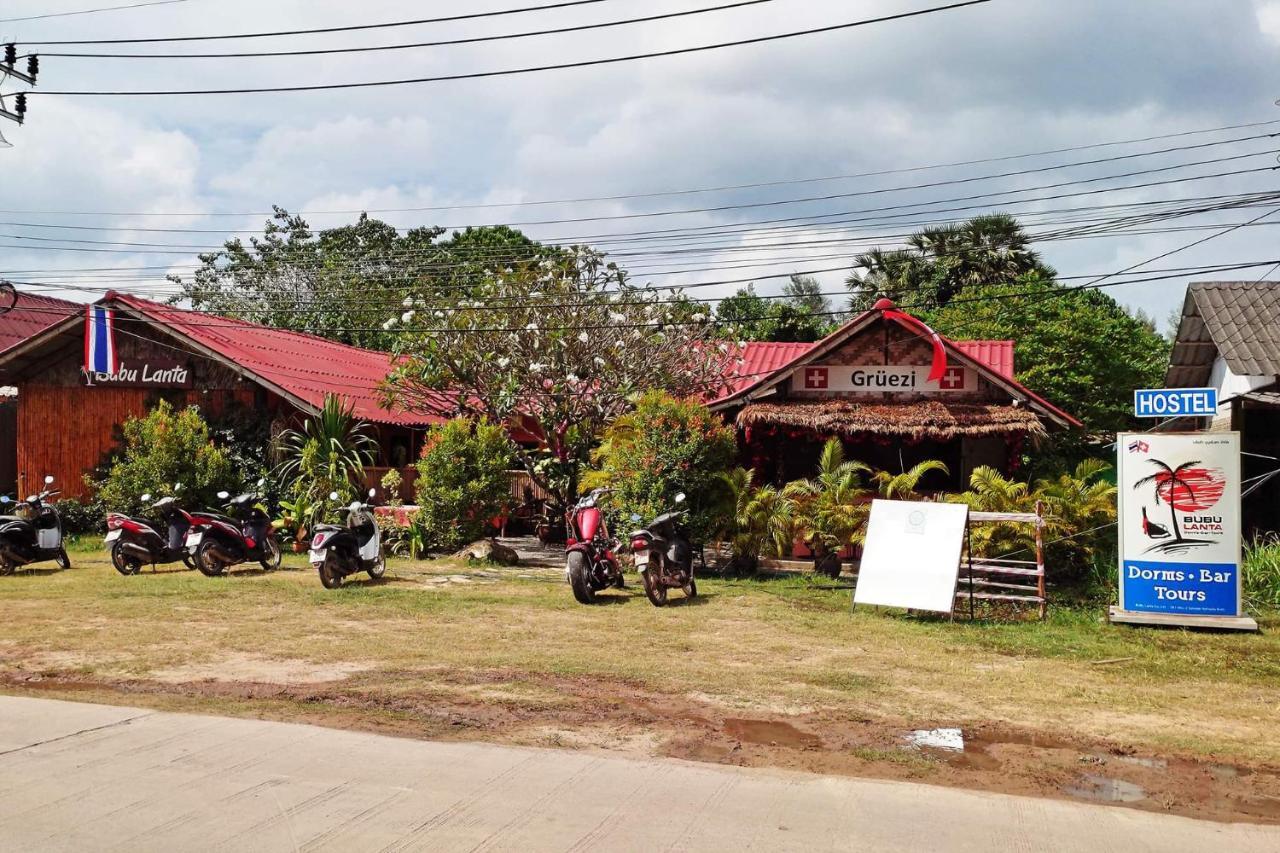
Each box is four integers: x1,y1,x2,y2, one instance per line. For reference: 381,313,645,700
31,1,995,95
40,0,779,59
23,0,623,45
0,0,189,24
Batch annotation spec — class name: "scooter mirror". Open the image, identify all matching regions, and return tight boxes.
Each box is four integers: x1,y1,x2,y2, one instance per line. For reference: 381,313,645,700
44,475,54,485
140,493,152,502
173,482,182,492
0,496,9,504
674,492,686,504
329,491,339,501
217,491,230,500
368,488,377,498
256,478,266,487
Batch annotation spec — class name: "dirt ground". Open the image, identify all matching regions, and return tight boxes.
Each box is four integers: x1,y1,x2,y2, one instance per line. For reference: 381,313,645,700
2,546,1278,825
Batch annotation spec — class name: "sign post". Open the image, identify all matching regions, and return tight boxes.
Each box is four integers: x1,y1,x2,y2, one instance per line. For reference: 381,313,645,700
1112,432,1256,630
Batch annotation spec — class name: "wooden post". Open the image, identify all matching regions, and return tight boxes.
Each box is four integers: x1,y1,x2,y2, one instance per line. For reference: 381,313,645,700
1035,499,1046,620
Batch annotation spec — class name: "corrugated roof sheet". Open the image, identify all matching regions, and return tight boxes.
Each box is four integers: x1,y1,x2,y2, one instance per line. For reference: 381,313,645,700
1167,282,1280,386
0,293,80,355
110,293,446,428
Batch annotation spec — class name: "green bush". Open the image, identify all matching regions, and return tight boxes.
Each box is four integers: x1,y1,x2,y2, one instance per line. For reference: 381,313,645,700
586,392,736,542
54,496,107,536
414,418,514,552
92,400,239,515
1244,533,1280,614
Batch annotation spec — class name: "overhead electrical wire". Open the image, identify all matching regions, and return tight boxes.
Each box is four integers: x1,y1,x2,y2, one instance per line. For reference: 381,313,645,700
40,0,780,59
0,0,190,24
30,1,995,96
22,0,623,44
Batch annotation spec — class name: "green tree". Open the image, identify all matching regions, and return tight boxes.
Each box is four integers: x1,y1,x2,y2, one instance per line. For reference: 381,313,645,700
170,209,550,350
275,394,378,511
848,213,1051,311
93,400,238,514
414,418,515,551
781,274,831,316
716,285,832,342
385,249,735,510
586,392,736,541
924,276,1169,433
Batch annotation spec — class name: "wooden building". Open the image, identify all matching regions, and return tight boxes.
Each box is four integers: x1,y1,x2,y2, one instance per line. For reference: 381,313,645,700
709,299,1079,490
0,291,443,500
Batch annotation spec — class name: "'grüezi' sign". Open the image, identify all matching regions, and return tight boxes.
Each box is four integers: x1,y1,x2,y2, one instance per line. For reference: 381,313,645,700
82,359,192,389
791,364,973,395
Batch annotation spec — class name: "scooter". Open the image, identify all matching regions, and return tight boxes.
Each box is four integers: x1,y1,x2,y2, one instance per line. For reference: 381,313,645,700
565,487,625,604
104,485,197,575
186,480,281,576
628,492,697,607
0,475,70,575
309,489,386,589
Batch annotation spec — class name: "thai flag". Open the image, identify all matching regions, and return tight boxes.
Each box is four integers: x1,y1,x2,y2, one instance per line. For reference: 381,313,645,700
84,304,118,375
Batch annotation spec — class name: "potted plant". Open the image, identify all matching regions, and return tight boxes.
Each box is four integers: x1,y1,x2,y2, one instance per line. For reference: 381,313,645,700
783,438,871,579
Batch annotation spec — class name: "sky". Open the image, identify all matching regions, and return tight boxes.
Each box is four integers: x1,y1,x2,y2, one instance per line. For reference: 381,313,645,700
2,0,1280,332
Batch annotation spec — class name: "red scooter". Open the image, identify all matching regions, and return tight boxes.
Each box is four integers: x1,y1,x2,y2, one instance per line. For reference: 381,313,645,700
186,480,280,576
104,487,197,575
566,487,624,604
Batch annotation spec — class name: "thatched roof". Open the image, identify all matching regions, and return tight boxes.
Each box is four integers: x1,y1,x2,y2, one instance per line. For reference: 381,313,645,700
737,400,1045,442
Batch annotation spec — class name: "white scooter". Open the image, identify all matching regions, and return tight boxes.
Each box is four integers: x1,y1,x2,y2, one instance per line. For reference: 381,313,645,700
309,489,386,589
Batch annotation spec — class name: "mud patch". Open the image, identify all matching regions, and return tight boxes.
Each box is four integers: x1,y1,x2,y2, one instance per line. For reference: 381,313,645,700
1065,774,1147,803
149,653,372,685
724,718,821,749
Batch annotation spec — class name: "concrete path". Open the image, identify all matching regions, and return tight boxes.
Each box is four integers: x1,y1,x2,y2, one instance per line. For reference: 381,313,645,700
0,696,1276,852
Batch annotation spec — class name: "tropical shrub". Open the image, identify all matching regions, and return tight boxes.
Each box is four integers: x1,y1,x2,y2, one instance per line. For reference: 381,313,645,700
587,392,736,541
380,468,404,507
783,438,872,576
715,467,795,572
1244,533,1280,614
92,400,239,515
873,459,949,499
414,418,515,552
275,394,378,507
54,496,107,536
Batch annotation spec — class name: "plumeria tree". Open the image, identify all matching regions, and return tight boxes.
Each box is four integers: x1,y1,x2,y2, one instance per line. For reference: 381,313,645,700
383,248,737,510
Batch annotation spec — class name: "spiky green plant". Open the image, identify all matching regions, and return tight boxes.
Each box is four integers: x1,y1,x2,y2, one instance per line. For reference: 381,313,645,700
873,459,950,500
783,438,872,573
275,394,379,511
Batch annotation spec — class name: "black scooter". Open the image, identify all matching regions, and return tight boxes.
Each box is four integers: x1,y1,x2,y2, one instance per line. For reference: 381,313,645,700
187,480,280,576
0,475,70,575
628,492,697,607
104,486,196,575
309,489,386,589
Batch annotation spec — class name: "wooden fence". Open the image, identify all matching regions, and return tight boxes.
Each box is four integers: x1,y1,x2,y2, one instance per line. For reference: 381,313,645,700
956,502,1047,619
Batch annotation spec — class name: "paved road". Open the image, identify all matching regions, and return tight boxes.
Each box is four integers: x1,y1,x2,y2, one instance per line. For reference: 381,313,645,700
1,696,1276,852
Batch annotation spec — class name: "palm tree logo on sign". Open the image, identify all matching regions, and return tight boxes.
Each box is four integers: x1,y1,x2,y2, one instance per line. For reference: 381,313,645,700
1132,458,1227,554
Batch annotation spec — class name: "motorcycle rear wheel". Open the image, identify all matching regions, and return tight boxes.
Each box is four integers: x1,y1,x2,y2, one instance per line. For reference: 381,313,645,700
318,554,343,589
567,551,595,604
195,539,227,577
642,569,668,607
110,541,142,576
55,548,71,570
0,558,13,576
259,534,281,571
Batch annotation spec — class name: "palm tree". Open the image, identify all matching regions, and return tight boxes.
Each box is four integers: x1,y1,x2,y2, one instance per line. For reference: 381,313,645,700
1133,459,1200,543
275,394,379,510
783,438,872,577
873,459,950,500
717,468,795,573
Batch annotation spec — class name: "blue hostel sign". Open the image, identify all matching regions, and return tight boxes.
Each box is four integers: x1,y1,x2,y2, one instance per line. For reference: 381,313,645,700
1133,387,1216,418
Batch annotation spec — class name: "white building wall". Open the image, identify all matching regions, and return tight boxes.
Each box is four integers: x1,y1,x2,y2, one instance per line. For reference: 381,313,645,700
1207,356,1274,431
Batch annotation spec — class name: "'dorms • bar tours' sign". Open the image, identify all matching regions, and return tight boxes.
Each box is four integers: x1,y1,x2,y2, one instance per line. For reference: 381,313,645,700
1113,431,1256,631
82,358,192,389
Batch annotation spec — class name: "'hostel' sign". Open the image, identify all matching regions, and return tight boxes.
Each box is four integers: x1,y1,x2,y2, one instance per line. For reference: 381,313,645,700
792,364,972,395
1114,432,1251,628
82,359,192,389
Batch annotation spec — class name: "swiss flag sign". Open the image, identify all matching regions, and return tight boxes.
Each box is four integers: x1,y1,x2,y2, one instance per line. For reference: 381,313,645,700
803,367,829,389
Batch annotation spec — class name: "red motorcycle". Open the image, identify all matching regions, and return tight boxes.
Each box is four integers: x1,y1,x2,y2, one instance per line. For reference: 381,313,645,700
566,487,624,604
186,480,280,577
104,488,197,575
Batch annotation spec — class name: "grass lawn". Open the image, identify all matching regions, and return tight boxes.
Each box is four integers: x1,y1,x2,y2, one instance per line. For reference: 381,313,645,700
2,543,1279,821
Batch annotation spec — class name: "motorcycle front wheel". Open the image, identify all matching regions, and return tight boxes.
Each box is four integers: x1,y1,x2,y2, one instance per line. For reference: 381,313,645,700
367,553,387,580
642,569,668,607
567,551,595,604
55,548,71,571
110,541,142,576
0,558,13,577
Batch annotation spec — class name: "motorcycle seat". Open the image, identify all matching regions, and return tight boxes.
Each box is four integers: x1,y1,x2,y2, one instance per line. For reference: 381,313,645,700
313,523,343,533
628,529,652,541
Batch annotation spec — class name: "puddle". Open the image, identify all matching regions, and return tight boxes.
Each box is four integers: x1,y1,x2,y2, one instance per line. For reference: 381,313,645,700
723,718,821,748
1064,774,1147,804
1222,796,1280,820
905,728,963,752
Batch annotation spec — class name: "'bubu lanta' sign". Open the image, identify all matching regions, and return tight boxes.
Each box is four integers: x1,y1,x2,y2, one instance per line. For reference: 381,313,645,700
1114,431,1253,629
791,364,973,395
82,358,192,389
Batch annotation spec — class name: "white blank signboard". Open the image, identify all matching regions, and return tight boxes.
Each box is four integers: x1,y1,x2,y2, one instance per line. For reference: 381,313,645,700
854,499,969,613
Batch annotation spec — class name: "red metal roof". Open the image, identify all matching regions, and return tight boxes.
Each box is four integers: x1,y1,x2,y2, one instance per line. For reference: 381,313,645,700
0,293,80,355
107,293,446,428
953,340,1015,380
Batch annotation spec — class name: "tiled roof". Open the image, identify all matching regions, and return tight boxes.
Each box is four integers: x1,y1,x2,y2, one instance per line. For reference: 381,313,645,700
0,293,80,354
109,293,447,428
1167,282,1280,386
